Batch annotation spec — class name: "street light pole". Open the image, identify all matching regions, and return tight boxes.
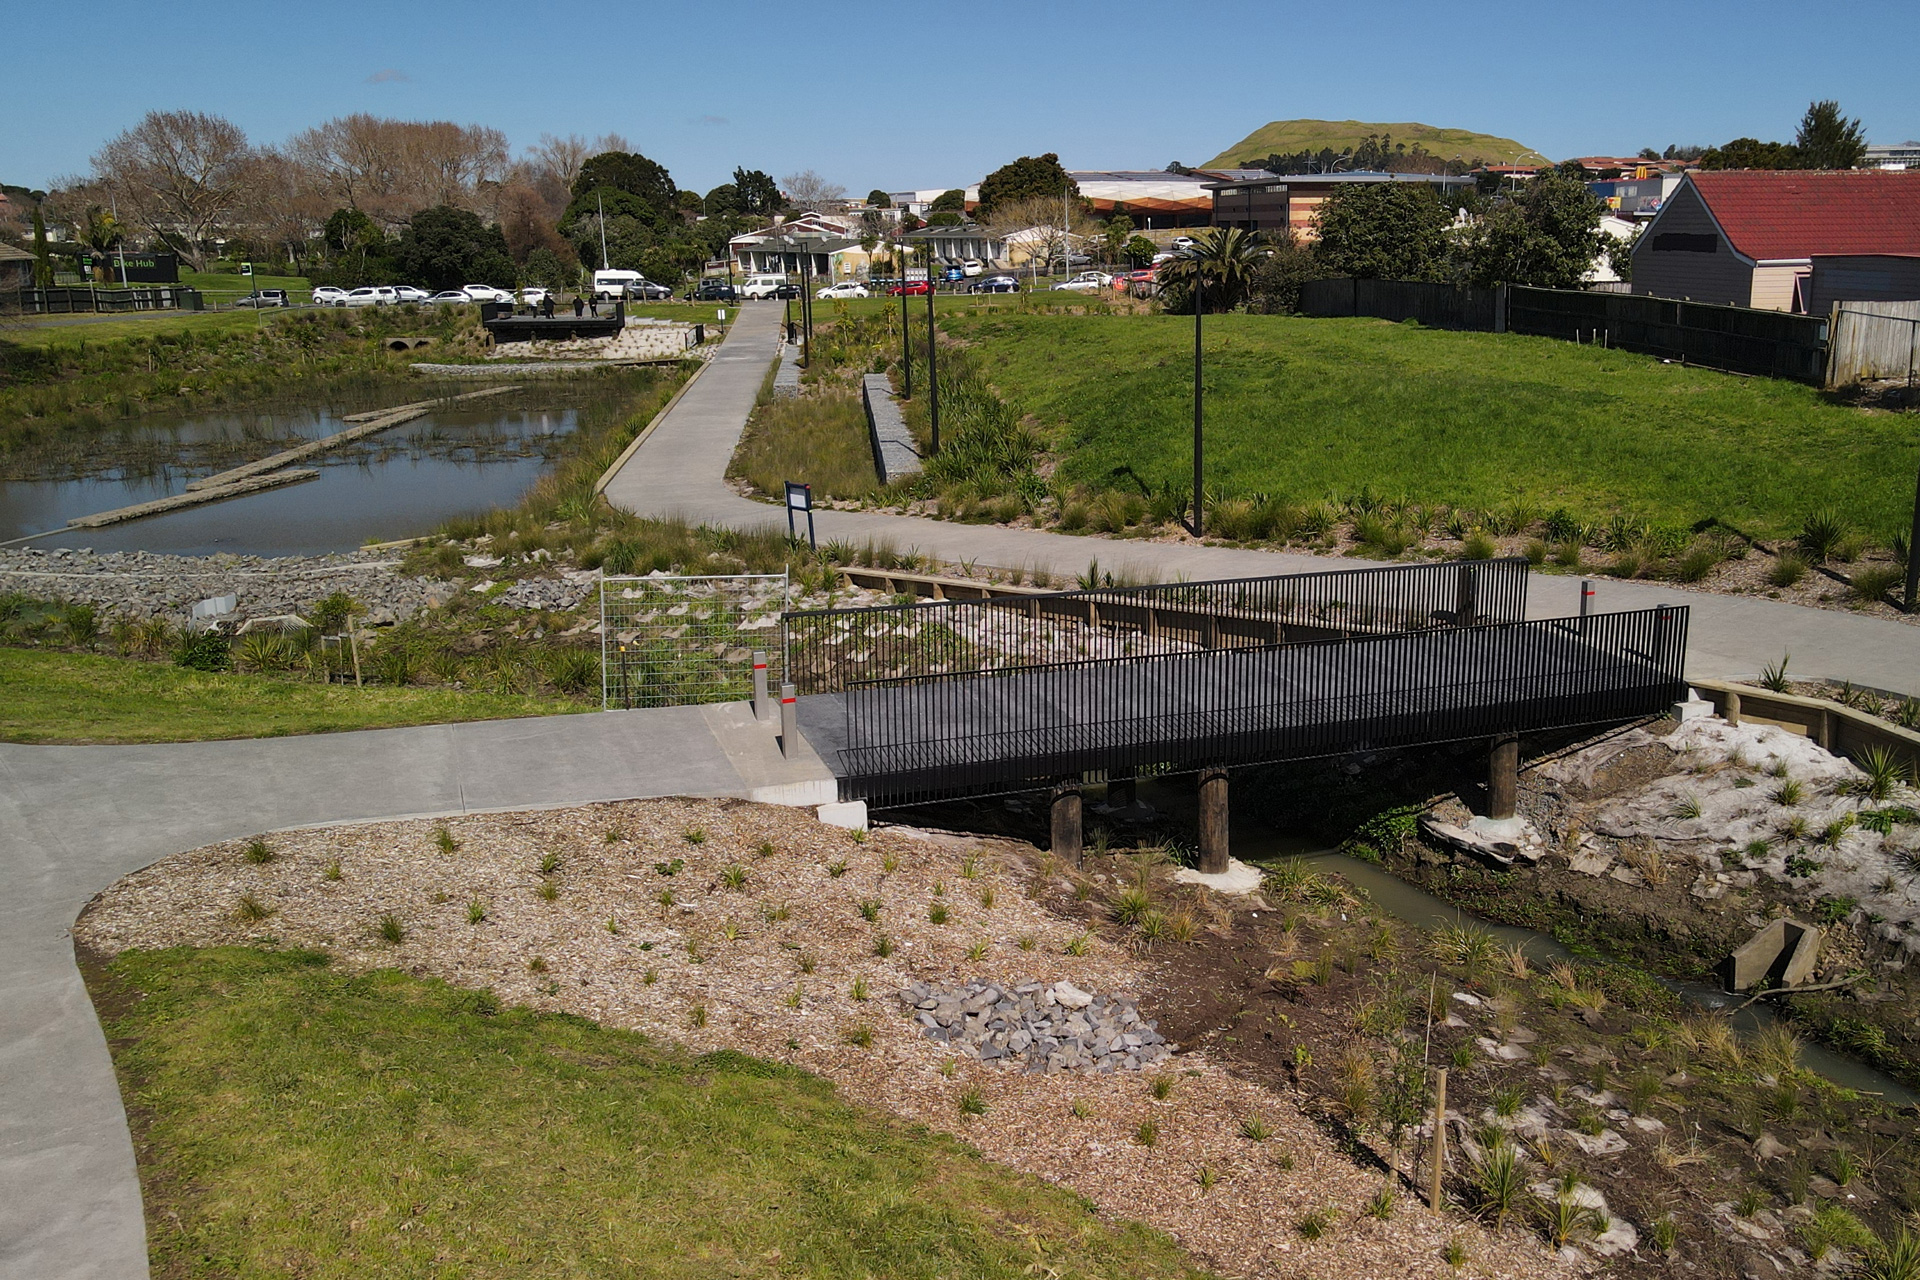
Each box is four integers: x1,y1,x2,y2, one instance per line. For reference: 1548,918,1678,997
926,245,940,455
1192,263,1204,537
900,232,913,398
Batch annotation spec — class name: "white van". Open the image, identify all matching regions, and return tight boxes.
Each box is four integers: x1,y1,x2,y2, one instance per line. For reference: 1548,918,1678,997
593,268,643,299
739,274,789,300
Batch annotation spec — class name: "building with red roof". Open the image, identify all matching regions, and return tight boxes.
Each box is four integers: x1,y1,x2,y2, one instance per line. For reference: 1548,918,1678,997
1631,169,1920,311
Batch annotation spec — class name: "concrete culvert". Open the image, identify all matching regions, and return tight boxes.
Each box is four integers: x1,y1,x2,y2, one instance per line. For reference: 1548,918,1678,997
384,337,433,352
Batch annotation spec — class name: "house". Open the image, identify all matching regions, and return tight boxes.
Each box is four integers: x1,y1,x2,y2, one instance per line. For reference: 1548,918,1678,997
1806,255,1920,314
1864,142,1920,171
0,240,35,292
1631,170,1920,311
728,213,865,279
1588,171,1685,217
1205,171,1474,241
903,223,1007,267
1583,215,1643,285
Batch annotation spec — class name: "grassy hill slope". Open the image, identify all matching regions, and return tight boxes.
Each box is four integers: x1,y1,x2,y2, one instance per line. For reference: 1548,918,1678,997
1201,118,1546,169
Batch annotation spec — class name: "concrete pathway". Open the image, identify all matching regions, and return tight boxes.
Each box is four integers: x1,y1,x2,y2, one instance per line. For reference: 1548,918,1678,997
0,704,826,1280
602,300,1920,697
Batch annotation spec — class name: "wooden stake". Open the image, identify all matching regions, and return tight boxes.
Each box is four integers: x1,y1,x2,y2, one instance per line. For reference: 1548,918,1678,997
1430,1067,1449,1212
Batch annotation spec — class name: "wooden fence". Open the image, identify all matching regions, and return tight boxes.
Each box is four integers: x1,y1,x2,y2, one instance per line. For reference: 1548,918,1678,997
1298,277,1832,384
1826,301,1920,389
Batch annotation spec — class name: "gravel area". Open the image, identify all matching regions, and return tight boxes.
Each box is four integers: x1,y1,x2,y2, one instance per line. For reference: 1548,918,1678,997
0,547,452,627
76,797,1569,1279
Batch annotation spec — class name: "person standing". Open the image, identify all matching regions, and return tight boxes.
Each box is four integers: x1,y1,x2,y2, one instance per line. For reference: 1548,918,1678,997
572,295,585,317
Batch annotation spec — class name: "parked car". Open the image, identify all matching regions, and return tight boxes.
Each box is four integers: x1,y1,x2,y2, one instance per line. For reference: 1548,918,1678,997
960,259,985,277
1151,251,1178,264
344,285,398,307
519,287,552,305
686,279,739,302
462,284,515,303
1050,272,1113,293
888,280,932,296
1111,269,1156,290
234,288,289,308
393,285,431,303
739,274,789,300
311,286,349,306
624,279,674,300
817,281,869,299
429,289,474,304
592,268,643,299
1170,236,1197,251
968,275,1019,294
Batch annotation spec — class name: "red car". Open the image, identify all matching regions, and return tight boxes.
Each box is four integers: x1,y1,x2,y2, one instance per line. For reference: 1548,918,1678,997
887,280,932,296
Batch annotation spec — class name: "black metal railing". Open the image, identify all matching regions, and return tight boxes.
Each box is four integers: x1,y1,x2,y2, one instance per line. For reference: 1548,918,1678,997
833,604,1687,805
785,558,1530,695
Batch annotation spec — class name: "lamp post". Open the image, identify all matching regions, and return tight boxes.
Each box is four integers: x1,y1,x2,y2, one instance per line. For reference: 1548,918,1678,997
899,230,913,397
925,244,940,455
1192,257,1204,537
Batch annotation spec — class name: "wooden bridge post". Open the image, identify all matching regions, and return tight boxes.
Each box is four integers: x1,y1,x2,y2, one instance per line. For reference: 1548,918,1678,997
1050,781,1083,866
1454,564,1479,626
1488,735,1519,820
1198,767,1230,874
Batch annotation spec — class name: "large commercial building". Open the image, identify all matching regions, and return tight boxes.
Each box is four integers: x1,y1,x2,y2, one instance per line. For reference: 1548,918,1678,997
1204,171,1473,242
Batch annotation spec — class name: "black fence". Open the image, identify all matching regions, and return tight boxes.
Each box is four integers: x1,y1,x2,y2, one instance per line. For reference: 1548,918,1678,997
784,559,1532,695
832,604,1689,806
3,285,197,315
1299,277,1498,331
1298,277,1830,384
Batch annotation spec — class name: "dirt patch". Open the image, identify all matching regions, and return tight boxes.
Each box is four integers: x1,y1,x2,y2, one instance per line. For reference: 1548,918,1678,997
75,797,1563,1280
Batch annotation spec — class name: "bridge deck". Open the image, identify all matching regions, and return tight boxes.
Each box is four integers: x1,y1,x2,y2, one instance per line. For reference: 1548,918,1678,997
804,606,1687,805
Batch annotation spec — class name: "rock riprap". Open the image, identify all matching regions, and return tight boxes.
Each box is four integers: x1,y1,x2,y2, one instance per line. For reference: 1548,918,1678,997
898,979,1173,1073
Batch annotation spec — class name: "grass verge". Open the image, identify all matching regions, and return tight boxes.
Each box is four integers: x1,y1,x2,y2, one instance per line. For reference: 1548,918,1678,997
0,647,580,744
945,311,1920,540
95,946,1207,1279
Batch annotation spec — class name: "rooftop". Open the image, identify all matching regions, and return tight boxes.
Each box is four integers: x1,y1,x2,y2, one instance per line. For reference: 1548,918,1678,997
1204,170,1475,192
1686,169,1920,260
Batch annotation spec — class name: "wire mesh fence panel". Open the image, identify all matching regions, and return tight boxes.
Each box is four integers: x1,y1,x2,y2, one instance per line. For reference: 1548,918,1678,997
784,559,1529,695
600,574,789,709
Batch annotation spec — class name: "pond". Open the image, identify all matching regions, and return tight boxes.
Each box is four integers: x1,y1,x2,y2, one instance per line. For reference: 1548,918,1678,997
0,398,577,558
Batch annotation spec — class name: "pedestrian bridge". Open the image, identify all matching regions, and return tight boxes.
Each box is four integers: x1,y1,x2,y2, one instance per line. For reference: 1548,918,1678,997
788,560,1688,842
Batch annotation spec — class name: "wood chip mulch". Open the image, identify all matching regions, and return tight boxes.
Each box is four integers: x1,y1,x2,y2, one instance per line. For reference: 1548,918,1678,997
75,797,1576,1280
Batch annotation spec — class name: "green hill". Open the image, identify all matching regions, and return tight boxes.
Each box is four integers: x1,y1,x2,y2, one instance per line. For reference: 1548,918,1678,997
1201,119,1547,170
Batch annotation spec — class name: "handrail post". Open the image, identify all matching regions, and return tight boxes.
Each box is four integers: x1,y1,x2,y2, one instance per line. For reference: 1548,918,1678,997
751,650,769,719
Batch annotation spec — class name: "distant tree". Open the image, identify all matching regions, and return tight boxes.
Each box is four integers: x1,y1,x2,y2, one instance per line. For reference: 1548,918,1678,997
1699,137,1803,170
31,204,53,286
976,154,1076,219
324,206,382,258
1607,225,1643,282
393,205,516,291
1457,169,1604,289
732,168,783,217
1124,234,1158,266
1637,147,1662,161
1101,214,1135,264
866,189,892,207
570,151,677,221
1313,183,1452,280
1795,100,1868,170
930,188,967,212
927,210,964,227
497,182,571,265
1164,161,1192,175
781,170,846,212
1157,227,1262,313
703,184,741,216
92,109,255,271
1246,231,1326,313
524,246,573,291
1662,144,1706,162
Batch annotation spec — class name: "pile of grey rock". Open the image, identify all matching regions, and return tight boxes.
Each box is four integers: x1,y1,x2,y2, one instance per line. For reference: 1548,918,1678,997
898,979,1173,1073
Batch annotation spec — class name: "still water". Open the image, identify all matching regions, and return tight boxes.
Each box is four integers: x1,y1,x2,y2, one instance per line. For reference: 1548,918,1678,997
0,403,574,557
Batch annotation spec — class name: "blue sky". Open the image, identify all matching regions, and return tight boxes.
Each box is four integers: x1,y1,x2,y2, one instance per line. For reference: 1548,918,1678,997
4,0,1913,194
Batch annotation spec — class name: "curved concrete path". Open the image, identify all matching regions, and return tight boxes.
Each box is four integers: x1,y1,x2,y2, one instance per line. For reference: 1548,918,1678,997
603,300,1920,697
0,705,825,1280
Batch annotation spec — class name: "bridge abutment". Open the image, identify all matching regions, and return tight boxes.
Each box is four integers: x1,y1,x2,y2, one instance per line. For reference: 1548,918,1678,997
1198,767,1230,874
1050,780,1083,866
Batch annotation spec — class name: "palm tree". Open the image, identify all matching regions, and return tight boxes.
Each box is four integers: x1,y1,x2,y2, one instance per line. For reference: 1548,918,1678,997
1157,227,1263,312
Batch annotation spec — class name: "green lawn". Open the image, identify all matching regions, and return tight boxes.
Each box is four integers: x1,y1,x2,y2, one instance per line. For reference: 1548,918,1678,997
3,308,270,348
945,312,1920,540
0,648,581,744
97,947,1207,1280
178,268,312,298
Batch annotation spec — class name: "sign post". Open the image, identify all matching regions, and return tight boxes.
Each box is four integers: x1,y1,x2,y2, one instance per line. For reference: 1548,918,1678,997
241,261,258,320
784,481,815,549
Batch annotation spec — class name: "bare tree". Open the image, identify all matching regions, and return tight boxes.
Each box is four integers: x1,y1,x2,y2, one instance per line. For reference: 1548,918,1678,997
531,133,592,200
236,148,330,269
93,110,255,271
289,115,510,230
983,194,1097,273
780,170,847,213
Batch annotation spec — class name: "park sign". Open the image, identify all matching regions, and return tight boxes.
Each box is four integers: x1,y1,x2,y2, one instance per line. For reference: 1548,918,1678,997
73,251,179,283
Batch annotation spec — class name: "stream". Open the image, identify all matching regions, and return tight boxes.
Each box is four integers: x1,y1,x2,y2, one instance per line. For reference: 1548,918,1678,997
0,401,576,557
